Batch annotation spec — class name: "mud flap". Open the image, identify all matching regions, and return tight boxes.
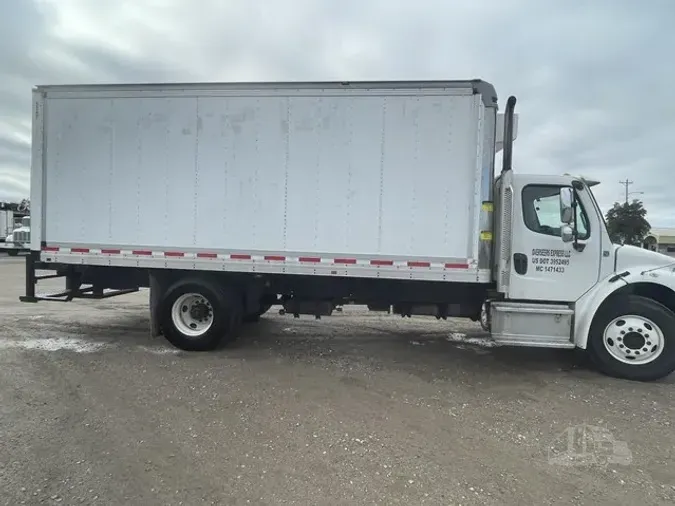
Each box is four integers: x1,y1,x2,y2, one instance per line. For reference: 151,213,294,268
149,273,162,337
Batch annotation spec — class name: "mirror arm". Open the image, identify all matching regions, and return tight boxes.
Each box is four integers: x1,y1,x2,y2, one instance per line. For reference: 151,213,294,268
572,198,578,241
571,193,585,252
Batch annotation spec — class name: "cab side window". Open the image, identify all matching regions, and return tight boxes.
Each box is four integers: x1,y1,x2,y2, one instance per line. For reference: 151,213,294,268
522,185,589,239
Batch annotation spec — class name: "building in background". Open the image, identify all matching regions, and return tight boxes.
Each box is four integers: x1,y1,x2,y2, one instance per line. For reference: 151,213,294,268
643,228,675,257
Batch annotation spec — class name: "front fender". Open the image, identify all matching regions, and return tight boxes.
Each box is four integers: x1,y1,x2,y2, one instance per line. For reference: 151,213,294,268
574,265,675,349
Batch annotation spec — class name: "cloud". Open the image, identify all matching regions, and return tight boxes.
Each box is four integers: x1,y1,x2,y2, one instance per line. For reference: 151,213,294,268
1,0,673,226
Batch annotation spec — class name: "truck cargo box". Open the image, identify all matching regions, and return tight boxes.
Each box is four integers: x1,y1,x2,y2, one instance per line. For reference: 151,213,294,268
31,80,498,282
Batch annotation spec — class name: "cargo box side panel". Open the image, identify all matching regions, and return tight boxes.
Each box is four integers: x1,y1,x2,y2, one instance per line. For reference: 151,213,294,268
195,96,288,251
44,97,113,246
283,93,479,259
42,95,283,249
378,94,478,258
43,88,481,263
284,95,382,254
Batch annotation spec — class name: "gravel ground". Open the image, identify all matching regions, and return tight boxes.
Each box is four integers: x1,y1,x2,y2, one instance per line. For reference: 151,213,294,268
0,256,674,505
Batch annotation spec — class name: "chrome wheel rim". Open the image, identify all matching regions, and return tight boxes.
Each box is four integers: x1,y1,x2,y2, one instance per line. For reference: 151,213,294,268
171,293,214,337
602,314,664,365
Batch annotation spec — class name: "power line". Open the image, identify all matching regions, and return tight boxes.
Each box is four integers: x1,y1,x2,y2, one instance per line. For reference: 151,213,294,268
619,179,633,204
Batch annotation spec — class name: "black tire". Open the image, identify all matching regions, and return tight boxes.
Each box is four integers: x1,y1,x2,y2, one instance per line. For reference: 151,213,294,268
587,294,675,381
242,303,272,324
7,250,18,256
160,279,241,351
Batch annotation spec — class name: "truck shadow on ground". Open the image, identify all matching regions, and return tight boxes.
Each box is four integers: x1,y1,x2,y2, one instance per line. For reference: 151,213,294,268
227,315,594,384
13,308,662,384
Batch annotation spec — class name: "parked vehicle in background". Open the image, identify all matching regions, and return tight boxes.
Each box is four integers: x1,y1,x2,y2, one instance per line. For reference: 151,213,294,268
4,216,31,256
20,79,675,381
644,228,675,258
0,209,15,242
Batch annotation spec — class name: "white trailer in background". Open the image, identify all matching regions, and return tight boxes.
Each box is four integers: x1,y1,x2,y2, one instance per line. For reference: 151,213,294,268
0,209,14,242
21,79,675,381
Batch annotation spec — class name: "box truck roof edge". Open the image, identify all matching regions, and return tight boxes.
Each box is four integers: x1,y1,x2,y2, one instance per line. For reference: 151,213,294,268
33,78,498,106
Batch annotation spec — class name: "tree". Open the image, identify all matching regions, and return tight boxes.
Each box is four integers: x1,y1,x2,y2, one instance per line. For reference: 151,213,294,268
0,199,29,213
605,199,650,246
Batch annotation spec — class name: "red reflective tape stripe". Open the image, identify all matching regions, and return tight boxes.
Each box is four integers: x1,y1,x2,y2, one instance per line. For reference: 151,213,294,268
445,263,469,269
299,256,321,263
334,258,356,264
101,249,121,254
370,259,393,266
196,252,218,259
42,246,59,252
71,248,89,253
408,261,431,268
230,254,251,260
264,255,285,261
164,251,184,257
132,250,152,256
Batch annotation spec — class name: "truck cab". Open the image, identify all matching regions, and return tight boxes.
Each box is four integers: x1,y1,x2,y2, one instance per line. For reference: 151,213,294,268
495,172,611,303
4,216,31,256
487,136,675,380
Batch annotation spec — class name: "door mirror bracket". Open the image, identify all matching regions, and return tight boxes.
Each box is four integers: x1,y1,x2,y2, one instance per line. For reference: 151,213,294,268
559,186,584,249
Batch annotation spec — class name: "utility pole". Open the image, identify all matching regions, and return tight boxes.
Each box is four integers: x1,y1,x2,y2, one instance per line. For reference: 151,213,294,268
619,179,633,204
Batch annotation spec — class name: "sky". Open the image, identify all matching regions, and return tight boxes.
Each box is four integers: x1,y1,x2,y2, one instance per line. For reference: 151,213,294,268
1,0,674,226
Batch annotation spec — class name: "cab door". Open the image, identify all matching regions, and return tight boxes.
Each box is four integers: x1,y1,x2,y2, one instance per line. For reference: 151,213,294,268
506,175,601,302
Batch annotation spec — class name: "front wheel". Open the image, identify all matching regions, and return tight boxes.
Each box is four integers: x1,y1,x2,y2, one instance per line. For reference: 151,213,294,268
587,294,675,381
7,249,18,256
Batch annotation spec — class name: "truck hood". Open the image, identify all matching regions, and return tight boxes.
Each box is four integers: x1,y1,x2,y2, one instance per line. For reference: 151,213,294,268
615,244,675,272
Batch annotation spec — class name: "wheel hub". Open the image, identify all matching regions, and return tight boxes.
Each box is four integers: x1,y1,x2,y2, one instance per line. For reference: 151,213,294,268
622,332,645,351
172,293,214,337
188,302,210,321
603,315,664,365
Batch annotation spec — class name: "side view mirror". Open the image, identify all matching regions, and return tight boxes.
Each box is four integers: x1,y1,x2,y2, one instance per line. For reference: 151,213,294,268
561,225,574,243
559,187,574,224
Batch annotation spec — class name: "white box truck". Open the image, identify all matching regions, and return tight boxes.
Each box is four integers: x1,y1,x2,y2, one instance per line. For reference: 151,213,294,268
0,209,14,242
21,80,675,381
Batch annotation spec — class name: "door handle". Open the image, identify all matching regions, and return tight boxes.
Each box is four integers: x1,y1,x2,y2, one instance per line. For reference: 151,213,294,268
513,253,528,275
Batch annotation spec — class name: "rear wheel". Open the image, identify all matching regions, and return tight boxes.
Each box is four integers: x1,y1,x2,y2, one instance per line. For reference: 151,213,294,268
587,294,675,381
160,279,241,351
